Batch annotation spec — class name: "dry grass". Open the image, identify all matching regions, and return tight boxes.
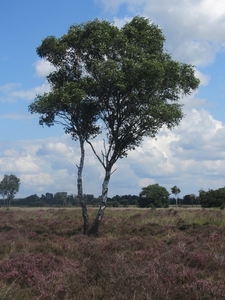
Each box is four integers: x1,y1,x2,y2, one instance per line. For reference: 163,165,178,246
0,207,225,299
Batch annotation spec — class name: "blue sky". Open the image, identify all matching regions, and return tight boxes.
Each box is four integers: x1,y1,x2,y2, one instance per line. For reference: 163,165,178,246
0,0,225,199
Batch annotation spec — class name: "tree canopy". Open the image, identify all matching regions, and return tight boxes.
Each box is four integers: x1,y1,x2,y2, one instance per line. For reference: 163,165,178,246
0,174,20,206
199,187,225,208
171,185,181,206
139,184,170,208
29,16,200,234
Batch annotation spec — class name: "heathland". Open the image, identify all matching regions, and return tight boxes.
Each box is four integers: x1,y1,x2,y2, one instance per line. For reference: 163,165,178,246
0,207,225,299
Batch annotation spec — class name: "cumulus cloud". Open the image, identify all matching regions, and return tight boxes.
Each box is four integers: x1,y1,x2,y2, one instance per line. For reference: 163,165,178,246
0,113,34,120
0,82,50,102
34,59,56,77
0,98,225,199
0,60,54,103
1,0,224,199
118,96,225,196
101,0,225,65
0,135,142,197
195,70,210,86
11,83,50,100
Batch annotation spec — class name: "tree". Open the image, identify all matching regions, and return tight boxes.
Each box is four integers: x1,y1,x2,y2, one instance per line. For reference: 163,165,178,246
81,17,199,233
0,177,8,206
183,194,197,206
139,184,170,208
29,16,199,235
0,174,20,206
171,185,181,207
199,187,225,208
54,192,67,206
29,42,101,234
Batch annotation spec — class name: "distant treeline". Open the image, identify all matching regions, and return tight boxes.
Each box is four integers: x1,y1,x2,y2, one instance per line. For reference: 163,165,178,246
0,192,203,208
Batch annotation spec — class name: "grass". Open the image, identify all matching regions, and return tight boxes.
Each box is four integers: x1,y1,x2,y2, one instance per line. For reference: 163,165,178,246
0,207,225,299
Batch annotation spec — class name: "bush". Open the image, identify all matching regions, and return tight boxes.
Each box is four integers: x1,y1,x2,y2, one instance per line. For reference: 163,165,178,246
220,203,225,210
138,184,170,208
112,201,119,207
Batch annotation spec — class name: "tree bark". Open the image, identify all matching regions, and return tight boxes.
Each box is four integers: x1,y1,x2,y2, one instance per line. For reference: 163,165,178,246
77,139,89,234
89,167,111,235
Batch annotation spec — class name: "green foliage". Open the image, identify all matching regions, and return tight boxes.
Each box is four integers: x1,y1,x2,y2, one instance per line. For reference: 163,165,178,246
148,203,156,209
111,195,139,206
29,15,199,177
77,16,199,160
5,193,78,207
220,203,225,210
54,192,67,206
112,201,119,207
120,199,129,207
183,194,198,205
28,16,199,234
171,185,181,196
0,174,20,206
199,187,225,208
139,184,170,208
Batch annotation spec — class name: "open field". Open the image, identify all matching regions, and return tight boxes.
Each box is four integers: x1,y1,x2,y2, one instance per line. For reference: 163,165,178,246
0,207,225,299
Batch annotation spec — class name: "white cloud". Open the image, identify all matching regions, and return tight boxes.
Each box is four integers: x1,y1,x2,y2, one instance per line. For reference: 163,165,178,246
0,83,21,102
0,155,41,174
0,98,225,199
195,69,210,86
0,82,50,102
113,16,132,28
37,142,74,156
100,0,225,65
11,82,50,100
0,60,54,103
0,113,34,120
1,0,225,199
34,59,56,77
0,83,21,94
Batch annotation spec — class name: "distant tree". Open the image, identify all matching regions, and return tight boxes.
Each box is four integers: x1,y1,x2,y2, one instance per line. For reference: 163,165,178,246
30,16,199,235
0,174,20,206
171,186,181,207
91,197,101,207
112,201,119,208
0,177,8,206
67,194,77,206
45,193,54,205
20,194,40,207
54,192,67,206
199,187,225,208
169,197,176,205
111,195,139,206
139,184,170,208
120,199,129,207
83,194,95,205
183,194,197,206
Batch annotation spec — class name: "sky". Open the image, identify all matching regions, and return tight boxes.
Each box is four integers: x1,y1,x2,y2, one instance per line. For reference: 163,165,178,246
0,0,225,199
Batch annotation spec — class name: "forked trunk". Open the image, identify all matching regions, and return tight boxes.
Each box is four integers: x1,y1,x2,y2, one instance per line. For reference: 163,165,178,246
89,167,111,235
77,139,89,234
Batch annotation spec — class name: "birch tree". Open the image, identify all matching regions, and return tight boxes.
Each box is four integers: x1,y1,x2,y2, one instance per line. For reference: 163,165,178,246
72,17,199,234
29,16,200,235
171,185,181,207
29,78,100,234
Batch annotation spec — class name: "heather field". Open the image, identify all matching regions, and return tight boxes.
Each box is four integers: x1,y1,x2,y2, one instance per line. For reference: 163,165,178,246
0,207,225,300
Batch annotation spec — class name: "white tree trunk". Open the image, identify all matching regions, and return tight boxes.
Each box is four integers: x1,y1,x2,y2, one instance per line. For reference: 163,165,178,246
77,139,89,234
89,167,111,235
